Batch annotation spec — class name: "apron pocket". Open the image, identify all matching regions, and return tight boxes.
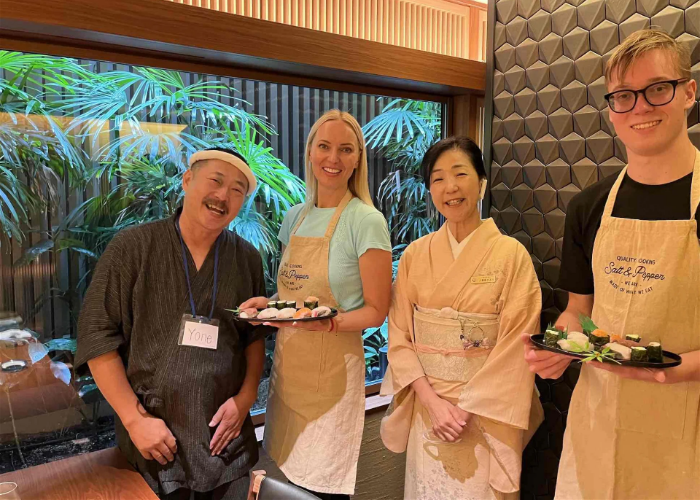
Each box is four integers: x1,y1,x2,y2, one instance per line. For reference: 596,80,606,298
617,379,689,439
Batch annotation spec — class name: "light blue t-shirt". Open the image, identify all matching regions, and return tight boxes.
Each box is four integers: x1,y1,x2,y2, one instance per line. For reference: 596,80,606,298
278,198,392,312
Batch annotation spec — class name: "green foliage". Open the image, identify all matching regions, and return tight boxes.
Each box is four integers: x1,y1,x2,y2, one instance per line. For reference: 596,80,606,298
1,51,304,305
363,98,442,247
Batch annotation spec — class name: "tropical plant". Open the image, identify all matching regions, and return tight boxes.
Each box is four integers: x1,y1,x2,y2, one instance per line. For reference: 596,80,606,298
1,53,304,305
363,98,442,246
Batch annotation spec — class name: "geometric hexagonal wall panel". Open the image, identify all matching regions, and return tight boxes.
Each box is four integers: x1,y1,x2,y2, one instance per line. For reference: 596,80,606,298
574,105,602,137
508,16,530,46
563,27,590,59
653,6,685,38
515,88,539,116
637,0,670,17
574,51,603,84
687,3,700,37
539,32,565,63
529,10,553,41
606,0,636,23
620,13,651,41
527,60,552,91
578,0,606,30
504,113,526,141
497,0,519,23
552,3,578,35
517,38,541,68
550,56,577,87
519,0,541,18
561,80,588,112
548,107,575,138
505,65,528,93
526,110,550,139
590,20,619,55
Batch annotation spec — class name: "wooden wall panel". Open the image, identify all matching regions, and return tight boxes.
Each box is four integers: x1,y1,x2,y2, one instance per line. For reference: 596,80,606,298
166,0,488,61
0,0,485,95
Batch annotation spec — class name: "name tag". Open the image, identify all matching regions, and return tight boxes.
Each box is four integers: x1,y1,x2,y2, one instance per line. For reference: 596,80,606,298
178,314,219,350
471,275,496,284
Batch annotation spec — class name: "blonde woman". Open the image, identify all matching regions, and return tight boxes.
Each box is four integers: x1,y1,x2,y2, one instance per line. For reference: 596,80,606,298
241,110,392,499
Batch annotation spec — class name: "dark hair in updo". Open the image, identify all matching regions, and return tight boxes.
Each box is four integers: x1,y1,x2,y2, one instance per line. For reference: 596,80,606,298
421,136,486,188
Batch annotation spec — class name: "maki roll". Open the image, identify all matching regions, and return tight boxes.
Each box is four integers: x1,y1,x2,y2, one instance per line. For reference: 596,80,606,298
589,329,610,347
286,300,297,309
544,329,561,347
630,346,648,362
304,296,319,309
267,301,277,309
625,334,642,343
647,342,663,363
276,300,287,310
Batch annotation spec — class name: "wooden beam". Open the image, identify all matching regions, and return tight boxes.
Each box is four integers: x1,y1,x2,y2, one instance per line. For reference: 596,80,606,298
0,0,486,95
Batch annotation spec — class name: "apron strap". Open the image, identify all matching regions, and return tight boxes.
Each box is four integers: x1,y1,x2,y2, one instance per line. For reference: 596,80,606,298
324,190,354,238
289,191,354,238
690,148,700,218
602,166,628,219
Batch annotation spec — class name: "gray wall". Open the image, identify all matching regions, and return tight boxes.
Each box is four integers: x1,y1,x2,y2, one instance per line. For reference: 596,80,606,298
486,0,700,498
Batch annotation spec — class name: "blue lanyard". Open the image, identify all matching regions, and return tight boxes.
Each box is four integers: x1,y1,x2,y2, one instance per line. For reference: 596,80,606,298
175,218,221,321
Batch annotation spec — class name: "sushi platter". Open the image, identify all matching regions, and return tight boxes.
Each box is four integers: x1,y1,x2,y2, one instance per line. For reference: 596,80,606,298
530,316,681,369
228,296,337,323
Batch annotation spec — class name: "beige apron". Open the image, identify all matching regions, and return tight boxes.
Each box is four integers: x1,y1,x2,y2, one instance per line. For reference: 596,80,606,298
556,149,700,499
405,306,518,500
263,191,365,496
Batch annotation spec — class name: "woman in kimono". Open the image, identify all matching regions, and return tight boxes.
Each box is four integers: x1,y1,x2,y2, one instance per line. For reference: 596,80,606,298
240,110,392,499
380,136,544,500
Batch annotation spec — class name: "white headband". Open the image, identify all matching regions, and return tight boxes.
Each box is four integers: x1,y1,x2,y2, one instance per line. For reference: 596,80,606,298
188,150,257,195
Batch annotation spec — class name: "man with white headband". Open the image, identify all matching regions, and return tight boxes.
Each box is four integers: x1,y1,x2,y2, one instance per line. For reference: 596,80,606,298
76,147,268,499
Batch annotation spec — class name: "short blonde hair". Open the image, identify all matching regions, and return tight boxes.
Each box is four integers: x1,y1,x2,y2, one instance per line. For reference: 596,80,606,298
605,29,692,84
303,109,374,209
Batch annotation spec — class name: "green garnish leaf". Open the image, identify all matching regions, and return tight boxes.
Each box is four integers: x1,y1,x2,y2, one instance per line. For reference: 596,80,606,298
578,315,598,335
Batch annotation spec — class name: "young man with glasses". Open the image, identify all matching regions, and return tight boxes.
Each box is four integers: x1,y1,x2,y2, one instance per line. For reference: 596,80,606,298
522,29,700,498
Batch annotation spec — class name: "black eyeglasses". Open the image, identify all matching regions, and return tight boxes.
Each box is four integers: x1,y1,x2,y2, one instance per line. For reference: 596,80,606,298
604,79,689,113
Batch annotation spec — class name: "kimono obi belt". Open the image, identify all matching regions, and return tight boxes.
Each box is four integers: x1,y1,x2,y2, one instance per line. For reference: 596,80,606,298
413,306,499,384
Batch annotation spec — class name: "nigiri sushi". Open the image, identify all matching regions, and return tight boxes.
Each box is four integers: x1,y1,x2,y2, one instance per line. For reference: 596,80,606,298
278,308,297,319
293,307,313,319
257,308,280,319
557,331,590,352
604,342,632,360
311,306,332,318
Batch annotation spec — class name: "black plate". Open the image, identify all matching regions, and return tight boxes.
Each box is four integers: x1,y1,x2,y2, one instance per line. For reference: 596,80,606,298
229,308,338,323
530,334,682,368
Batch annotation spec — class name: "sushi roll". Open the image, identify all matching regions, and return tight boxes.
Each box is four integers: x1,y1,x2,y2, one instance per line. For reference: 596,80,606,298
544,329,560,347
625,334,642,343
630,346,648,362
286,300,297,309
647,342,663,362
311,306,332,318
293,307,313,319
257,308,280,320
589,329,610,347
267,301,277,309
276,300,287,310
304,296,319,309
278,308,297,319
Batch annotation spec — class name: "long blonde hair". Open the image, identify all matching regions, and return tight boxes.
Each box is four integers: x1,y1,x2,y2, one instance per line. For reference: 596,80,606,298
304,109,374,209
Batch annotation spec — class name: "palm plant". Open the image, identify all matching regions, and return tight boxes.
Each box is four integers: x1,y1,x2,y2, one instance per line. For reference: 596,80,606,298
362,98,442,246
0,51,90,244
